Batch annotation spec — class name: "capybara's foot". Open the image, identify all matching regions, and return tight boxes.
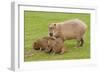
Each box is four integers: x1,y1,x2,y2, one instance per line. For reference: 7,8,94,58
60,47,65,54
80,38,84,47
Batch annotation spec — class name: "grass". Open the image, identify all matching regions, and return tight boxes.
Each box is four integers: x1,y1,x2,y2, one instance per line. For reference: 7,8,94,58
24,11,90,62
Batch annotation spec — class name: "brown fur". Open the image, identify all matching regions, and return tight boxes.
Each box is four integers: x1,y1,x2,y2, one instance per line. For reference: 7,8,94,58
45,38,66,54
49,19,87,47
33,37,50,50
33,36,66,54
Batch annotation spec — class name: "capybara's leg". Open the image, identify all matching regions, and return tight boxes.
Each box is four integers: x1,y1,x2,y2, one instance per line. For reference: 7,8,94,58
52,52,56,55
76,40,81,47
51,48,56,55
60,47,65,54
80,38,84,47
40,48,42,51
45,47,52,53
76,37,84,47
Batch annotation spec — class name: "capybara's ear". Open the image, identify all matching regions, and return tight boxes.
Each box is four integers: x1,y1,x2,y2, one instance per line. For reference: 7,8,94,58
34,42,37,45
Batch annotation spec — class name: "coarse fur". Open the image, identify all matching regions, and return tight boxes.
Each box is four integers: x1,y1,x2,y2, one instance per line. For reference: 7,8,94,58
49,19,87,47
33,36,66,54
33,36,52,51
45,37,66,54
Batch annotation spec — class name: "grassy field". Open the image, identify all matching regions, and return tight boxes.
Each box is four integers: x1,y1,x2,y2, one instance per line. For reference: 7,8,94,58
24,11,90,62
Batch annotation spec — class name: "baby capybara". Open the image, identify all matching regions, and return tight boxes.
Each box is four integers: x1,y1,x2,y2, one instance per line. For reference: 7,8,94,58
33,36,55,51
33,36,66,54
45,37,65,54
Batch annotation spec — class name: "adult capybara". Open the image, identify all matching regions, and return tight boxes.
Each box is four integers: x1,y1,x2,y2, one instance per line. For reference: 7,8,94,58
48,19,87,47
45,37,66,54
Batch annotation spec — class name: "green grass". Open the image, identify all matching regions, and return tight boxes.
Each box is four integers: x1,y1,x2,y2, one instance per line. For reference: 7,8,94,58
24,11,90,62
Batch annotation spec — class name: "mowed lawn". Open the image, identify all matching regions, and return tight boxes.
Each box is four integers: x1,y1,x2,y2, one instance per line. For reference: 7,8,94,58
24,11,90,62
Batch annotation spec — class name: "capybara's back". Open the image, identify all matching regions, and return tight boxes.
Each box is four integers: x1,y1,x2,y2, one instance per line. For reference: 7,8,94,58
60,19,87,40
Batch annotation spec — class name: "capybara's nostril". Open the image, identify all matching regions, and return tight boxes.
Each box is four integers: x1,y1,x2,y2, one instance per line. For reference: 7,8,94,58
49,33,53,36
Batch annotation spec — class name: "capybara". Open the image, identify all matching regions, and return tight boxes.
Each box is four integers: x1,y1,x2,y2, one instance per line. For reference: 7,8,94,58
48,19,87,47
45,37,66,54
33,36,55,51
33,36,66,54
